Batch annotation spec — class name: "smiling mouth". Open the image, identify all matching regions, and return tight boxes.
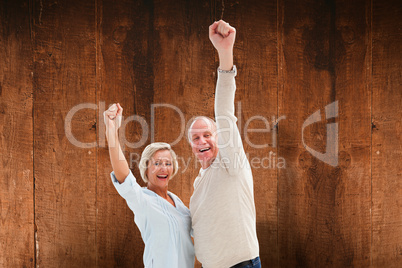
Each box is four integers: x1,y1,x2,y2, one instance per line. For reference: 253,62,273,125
199,148,211,153
156,175,168,179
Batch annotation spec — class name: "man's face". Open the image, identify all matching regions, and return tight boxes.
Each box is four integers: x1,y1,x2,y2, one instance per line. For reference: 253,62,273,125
189,118,218,168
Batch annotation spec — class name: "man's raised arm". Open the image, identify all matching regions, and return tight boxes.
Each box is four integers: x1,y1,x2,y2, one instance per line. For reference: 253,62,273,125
210,21,246,171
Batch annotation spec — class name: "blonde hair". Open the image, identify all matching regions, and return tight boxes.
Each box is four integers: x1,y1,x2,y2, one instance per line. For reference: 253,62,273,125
139,142,179,183
187,116,217,143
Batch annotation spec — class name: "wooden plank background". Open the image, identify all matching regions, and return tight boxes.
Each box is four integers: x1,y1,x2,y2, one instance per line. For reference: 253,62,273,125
278,0,373,266
372,0,402,267
32,0,97,266
0,0,400,267
0,1,34,267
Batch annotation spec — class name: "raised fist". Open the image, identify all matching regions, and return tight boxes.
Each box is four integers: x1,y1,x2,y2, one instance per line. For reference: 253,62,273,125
209,20,236,53
103,103,123,132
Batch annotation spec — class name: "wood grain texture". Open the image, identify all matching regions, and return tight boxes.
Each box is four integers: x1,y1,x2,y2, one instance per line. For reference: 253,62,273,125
33,0,97,266
372,0,402,266
278,0,371,266
96,0,153,266
0,0,34,267
221,0,279,266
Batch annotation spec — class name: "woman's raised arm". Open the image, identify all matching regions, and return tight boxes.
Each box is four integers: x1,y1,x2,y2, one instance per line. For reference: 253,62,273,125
104,103,130,183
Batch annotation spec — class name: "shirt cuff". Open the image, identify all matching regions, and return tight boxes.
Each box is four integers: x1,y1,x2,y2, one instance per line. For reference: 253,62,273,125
110,170,136,196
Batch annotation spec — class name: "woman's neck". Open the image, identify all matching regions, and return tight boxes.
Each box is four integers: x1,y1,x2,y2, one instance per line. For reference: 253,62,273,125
147,185,168,198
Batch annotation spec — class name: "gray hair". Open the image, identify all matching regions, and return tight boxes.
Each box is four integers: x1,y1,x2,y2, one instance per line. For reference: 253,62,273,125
139,142,179,183
187,116,217,143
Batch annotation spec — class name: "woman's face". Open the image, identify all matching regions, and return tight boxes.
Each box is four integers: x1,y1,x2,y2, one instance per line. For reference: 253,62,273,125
146,150,174,191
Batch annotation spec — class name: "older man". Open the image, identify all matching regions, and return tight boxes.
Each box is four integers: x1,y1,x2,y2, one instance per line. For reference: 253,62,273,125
188,20,261,268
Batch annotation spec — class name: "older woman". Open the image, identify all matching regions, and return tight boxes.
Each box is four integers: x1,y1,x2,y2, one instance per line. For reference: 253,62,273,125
104,103,195,268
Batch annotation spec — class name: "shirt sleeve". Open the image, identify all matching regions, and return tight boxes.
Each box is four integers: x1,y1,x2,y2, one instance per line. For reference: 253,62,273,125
214,66,248,175
110,170,147,213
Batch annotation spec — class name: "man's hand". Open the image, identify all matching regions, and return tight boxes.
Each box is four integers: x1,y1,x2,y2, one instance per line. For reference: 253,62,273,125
209,20,236,52
209,20,235,70
104,103,123,135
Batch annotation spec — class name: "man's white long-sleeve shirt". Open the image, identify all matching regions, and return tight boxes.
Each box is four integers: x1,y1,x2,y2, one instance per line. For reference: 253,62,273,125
190,67,260,268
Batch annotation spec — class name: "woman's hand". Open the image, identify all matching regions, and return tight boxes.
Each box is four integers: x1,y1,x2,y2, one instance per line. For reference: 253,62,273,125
104,103,123,135
104,103,129,182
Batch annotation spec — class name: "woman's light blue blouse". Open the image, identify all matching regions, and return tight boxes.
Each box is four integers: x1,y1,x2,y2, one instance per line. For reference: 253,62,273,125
111,171,195,268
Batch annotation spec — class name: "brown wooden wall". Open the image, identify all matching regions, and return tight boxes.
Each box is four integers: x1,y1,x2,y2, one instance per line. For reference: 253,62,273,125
0,0,401,267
